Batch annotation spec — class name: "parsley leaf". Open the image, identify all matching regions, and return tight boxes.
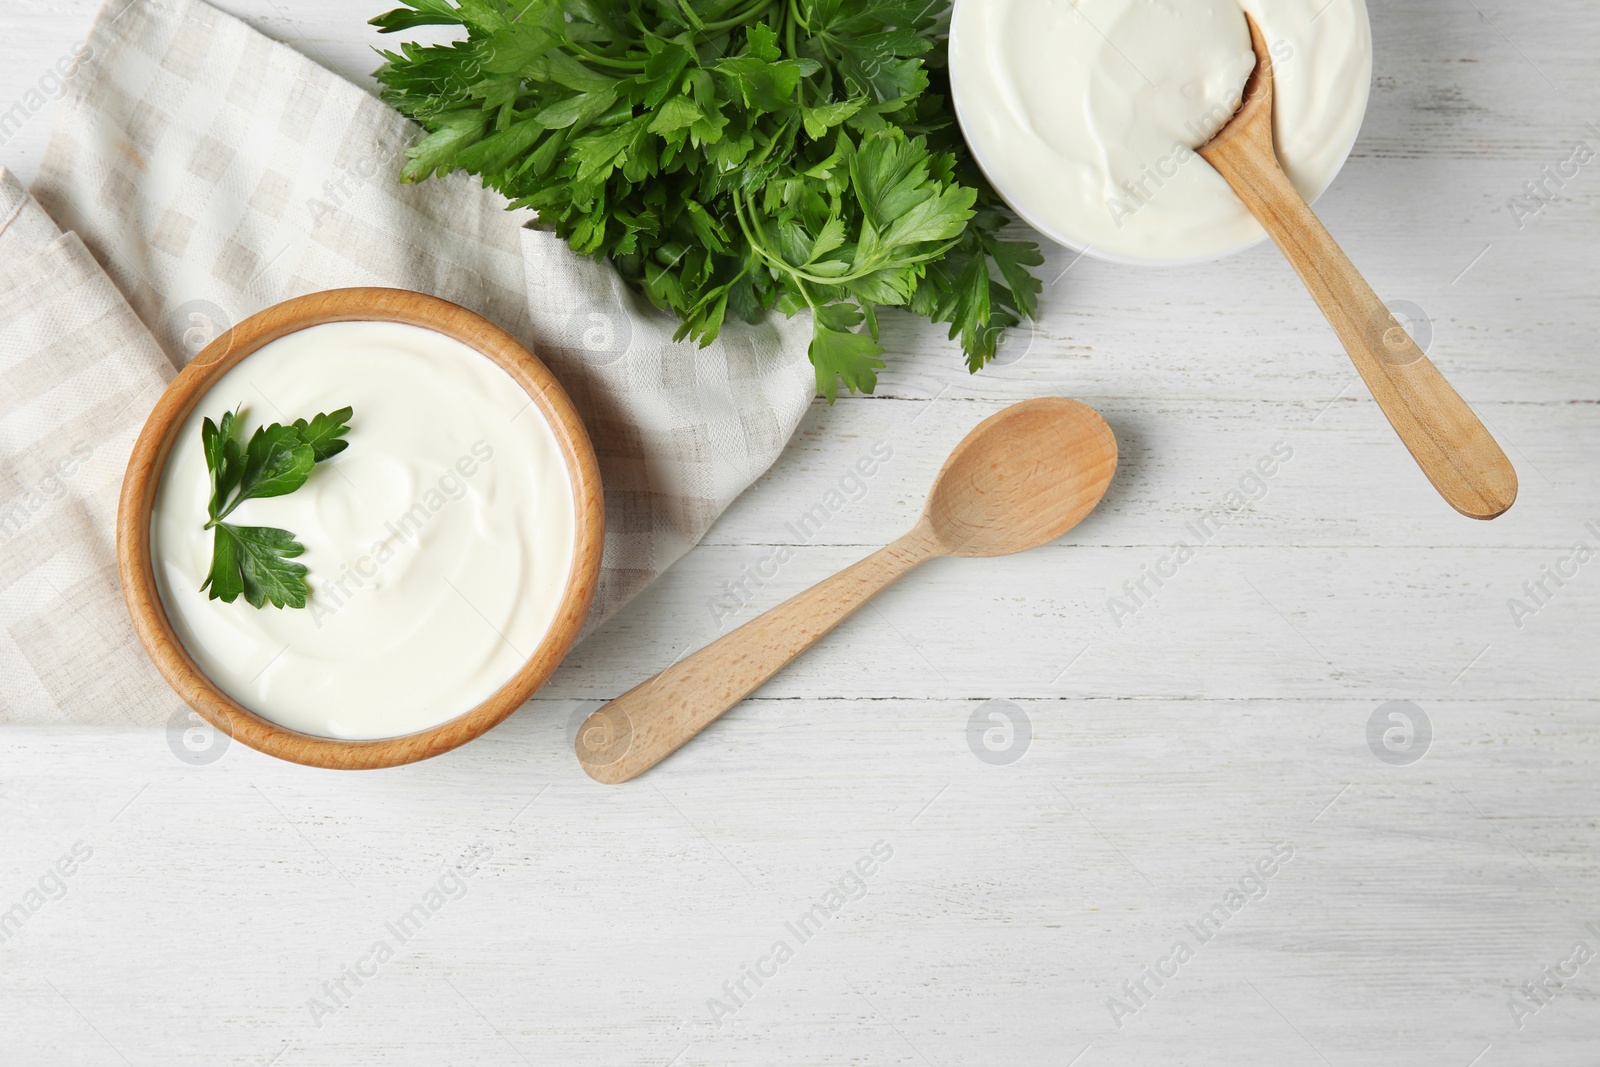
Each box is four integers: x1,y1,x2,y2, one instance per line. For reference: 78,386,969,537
293,406,354,462
810,301,885,400
371,0,1044,399
206,524,309,610
236,424,315,505
199,407,352,609
201,410,244,523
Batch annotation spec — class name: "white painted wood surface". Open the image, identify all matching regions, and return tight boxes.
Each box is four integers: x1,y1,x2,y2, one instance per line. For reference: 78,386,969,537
3,1,1599,1064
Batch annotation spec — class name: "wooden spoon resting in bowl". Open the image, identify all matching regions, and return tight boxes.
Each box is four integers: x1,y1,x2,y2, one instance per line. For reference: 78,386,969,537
575,397,1118,784
1199,14,1516,520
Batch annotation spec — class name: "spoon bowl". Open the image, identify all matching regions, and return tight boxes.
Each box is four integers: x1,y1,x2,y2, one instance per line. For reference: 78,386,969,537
576,396,1117,783
924,398,1117,556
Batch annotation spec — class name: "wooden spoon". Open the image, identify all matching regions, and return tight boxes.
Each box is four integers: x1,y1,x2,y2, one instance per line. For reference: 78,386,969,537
1198,14,1517,520
575,397,1117,784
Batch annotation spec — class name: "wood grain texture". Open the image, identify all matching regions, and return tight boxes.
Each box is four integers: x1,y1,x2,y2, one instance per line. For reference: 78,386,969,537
117,287,604,769
1200,14,1517,519
2,2,1598,1065
576,399,1117,783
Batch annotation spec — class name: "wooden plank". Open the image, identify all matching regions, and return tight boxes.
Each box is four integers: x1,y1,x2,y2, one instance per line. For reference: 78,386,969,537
703,396,1596,548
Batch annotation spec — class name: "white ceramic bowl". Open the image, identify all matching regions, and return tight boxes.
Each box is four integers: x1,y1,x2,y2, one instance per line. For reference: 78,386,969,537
949,0,1373,268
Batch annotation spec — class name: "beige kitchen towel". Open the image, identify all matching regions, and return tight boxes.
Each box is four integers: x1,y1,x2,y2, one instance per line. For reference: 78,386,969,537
0,170,177,724
2,0,815,725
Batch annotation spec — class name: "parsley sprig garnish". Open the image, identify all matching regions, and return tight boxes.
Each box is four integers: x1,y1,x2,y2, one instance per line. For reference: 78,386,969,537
370,1,1044,400
199,406,352,609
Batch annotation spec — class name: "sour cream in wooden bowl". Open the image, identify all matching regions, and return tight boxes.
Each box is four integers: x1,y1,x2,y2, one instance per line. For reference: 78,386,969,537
950,0,1372,265
118,289,604,769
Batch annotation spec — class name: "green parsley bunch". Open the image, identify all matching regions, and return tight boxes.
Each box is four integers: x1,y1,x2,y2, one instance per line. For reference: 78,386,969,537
371,0,1043,399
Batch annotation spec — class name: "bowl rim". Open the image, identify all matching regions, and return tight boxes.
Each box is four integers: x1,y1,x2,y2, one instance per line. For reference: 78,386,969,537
117,287,605,770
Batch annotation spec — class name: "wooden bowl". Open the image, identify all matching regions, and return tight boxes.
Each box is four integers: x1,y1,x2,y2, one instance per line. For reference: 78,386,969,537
117,288,604,769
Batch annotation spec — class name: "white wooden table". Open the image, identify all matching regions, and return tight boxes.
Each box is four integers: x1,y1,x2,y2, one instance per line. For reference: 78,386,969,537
4,2,1598,1064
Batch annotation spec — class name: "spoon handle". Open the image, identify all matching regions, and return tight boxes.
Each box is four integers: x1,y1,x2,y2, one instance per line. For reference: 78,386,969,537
1203,136,1518,519
575,526,942,784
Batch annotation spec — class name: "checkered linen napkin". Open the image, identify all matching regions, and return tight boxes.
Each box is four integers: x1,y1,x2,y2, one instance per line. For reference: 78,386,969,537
0,0,814,726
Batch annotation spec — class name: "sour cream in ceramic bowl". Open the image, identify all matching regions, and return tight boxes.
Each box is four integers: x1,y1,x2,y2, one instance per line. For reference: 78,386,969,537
949,0,1373,265
118,288,604,769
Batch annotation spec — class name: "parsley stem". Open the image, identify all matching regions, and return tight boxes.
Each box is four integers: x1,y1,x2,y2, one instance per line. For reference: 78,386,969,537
783,2,799,58
787,0,810,33
700,0,777,32
565,46,645,72
207,492,247,528
793,275,819,314
672,0,705,31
